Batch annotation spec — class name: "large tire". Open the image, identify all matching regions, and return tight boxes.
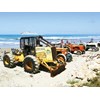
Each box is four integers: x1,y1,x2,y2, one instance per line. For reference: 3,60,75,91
56,54,66,64
3,54,16,68
82,50,85,54
66,53,72,62
23,55,40,74
92,47,99,52
76,50,82,55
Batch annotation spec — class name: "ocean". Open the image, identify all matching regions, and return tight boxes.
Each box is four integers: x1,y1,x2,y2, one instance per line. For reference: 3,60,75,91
0,34,100,48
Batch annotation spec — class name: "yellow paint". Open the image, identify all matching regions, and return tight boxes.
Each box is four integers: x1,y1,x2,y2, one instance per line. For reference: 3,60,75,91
36,47,53,62
14,54,24,62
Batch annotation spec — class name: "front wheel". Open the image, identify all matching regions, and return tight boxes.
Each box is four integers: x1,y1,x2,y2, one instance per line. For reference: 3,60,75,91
82,50,85,54
23,56,40,74
3,54,16,68
56,54,66,64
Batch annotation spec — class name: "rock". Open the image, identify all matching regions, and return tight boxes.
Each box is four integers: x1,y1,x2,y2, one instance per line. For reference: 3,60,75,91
97,54,100,59
30,75,33,77
95,59,100,64
93,68,99,72
75,77,83,80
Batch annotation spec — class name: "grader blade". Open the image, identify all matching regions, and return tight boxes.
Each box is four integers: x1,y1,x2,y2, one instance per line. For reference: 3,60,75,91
50,64,65,77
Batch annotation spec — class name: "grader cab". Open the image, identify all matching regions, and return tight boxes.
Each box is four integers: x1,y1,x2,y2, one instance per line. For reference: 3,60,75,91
3,36,66,77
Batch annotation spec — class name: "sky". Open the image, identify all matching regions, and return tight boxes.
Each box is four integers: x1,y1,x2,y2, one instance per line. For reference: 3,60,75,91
0,12,100,35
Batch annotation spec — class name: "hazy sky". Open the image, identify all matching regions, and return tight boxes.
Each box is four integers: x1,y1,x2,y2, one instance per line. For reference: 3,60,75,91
0,12,100,34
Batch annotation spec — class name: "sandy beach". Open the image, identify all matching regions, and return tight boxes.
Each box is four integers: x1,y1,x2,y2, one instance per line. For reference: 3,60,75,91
0,48,100,87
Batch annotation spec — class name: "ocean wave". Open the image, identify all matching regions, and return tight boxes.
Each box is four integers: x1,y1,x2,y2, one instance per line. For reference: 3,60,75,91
0,35,99,41
44,36,100,40
0,38,20,41
0,35,99,46
0,42,19,45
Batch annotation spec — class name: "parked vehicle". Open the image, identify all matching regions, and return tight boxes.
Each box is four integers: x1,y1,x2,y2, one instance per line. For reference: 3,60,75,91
64,43,85,55
3,36,66,77
85,42,99,52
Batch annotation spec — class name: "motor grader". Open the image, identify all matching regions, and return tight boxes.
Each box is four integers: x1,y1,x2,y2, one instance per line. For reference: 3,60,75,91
3,36,66,77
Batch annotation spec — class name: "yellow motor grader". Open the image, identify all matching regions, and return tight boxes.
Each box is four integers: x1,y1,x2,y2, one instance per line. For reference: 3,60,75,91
3,36,66,77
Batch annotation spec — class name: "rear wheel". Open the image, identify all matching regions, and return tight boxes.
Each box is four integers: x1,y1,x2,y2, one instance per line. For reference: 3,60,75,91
76,50,82,55
3,55,16,68
23,56,40,74
92,47,99,52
